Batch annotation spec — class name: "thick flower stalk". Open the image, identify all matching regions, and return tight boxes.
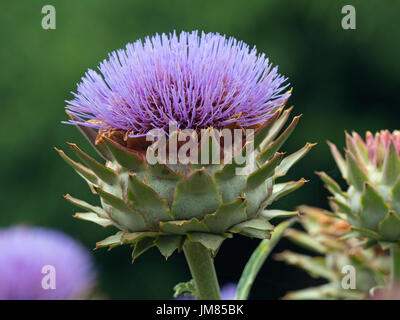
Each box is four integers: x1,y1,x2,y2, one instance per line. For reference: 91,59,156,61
319,131,400,284
57,31,313,299
0,226,95,300
276,206,390,299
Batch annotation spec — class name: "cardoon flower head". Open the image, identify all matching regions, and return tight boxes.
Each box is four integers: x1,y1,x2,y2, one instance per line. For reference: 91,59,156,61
59,30,313,300
318,130,400,249
66,31,290,137
0,226,95,300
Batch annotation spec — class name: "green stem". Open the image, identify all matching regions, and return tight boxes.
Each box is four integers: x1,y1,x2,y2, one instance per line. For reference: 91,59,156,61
183,241,221,300
391,244,400,284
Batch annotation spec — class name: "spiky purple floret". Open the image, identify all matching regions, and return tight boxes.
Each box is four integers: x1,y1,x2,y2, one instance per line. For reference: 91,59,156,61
0,226,95,300
66,31,290,135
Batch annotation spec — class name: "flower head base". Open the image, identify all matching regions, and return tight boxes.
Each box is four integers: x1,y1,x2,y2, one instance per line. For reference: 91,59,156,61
66,31,290,138
0,226,95,300
58,31,313,261
319,130,400,248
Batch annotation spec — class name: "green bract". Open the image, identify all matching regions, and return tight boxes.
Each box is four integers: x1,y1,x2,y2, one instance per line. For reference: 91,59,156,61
57,107,314,261
320,131,400,248
276,206,389,299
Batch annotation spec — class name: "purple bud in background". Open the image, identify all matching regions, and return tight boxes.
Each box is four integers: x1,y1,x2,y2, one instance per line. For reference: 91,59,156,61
219,283,237,300
178,283,237,300
0,226,96,300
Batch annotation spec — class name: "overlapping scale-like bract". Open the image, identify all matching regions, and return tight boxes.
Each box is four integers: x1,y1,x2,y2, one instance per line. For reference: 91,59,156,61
58,107,313,260
276,206,389,300
319,131,400,248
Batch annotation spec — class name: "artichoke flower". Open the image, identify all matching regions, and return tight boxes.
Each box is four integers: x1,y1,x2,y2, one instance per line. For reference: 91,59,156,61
57,31,313,299
320,131,400,247
276,206,390,300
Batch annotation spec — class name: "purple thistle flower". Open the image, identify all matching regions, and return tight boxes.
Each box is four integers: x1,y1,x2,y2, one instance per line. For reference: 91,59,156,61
66,31,290,136
0,226,96,300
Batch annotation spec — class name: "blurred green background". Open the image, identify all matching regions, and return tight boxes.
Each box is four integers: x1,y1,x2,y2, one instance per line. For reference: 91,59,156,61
1,0,399,299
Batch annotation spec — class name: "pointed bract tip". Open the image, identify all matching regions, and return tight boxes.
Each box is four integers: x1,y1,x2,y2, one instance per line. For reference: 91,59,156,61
286,105,294,112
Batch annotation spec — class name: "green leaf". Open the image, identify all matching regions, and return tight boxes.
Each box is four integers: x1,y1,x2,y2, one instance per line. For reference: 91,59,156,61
64,194,107,218
244,180,269,218
173,280,196,298
68,143,117,185
235,219,295,300
329,197,358,222
73,212,112,228
260,106,293,150
103,136,147,172
378,211,400,242
327,141,348,180
267,179,308,205
66,111,113,161
285,229,327,254
246,152,284,189
345,131,364,163
128,173,173,229
230,218,274,239
316,171,344,197
382,140,400,186
121,231,158,245
132,238,155,262
351,227,380,240
171,169,222,220
260,209,299,220
345,150,369,192
159,218,209,234
253,108,282,149
146,163,183,207
275,143,316,177
214,164,246,203
275,251,337,281
283,283,363,300
258,115,301,163
95,231,124,250
351,131,369,163
94,186,147,232
203,198,248,233
360,183,389,231
55,147,98,185
391,178,400,215
186,232,226,256
155,235,183,259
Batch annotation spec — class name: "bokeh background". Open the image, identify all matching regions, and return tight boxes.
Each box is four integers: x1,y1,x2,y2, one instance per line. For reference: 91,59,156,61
1,0,399,299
